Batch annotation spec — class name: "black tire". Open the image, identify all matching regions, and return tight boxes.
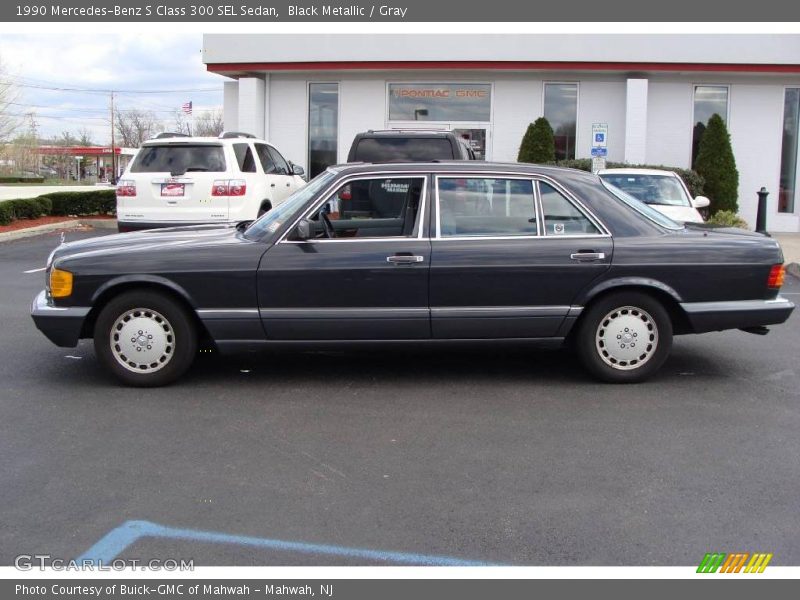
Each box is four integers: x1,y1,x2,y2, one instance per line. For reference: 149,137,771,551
93,290,197,387
576,291,673,383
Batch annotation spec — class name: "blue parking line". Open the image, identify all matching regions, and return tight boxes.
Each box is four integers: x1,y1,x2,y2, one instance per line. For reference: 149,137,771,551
76,520,494,566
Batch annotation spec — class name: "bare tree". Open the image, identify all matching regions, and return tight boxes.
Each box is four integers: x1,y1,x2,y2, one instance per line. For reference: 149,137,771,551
77,127,94,146
115,108,162,147
8,113,39,174
0,56,21,146
193,109,224,137
172,110,192,136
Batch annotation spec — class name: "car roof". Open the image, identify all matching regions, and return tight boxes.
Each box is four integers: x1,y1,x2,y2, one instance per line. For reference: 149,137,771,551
328,161,599,182
597,168,679,177
356,129,455,137
141,136,269,146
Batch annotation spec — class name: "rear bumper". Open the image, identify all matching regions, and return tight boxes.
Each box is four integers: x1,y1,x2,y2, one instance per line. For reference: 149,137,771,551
681,297,795,334
30,290,91,347
117,220,231,232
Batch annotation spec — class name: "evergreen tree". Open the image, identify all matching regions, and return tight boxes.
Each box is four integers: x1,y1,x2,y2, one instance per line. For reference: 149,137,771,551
694,113,739,214
518,117,556,163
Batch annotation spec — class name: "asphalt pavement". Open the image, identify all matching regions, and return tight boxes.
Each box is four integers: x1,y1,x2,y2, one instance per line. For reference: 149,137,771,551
1,229,799,566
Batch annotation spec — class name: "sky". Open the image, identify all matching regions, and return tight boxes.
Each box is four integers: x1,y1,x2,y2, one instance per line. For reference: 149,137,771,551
0,33,224,144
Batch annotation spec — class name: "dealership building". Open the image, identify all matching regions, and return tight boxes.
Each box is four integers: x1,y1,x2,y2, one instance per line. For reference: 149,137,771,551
203,34,800,231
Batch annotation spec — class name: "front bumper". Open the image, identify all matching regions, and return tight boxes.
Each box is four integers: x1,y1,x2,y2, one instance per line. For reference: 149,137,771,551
681,296,795,334
30,290,91,347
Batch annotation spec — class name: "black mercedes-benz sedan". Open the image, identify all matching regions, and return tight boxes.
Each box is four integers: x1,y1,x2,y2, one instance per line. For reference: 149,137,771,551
32,163,794,386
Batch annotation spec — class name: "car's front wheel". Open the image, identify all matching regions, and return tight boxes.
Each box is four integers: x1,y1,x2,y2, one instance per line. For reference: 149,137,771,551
93,290,197,387
576,291,673,383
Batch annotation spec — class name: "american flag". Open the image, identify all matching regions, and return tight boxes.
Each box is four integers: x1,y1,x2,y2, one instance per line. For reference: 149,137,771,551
181,101,192,115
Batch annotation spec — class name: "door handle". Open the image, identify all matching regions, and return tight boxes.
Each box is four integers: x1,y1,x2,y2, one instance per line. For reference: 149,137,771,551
271,183,276,187
570,251,606,261
386,255,425,264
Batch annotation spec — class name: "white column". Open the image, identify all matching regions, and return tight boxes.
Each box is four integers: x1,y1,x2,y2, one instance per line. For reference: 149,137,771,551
237,76,266,138
624,78,648,165
223,81,239,131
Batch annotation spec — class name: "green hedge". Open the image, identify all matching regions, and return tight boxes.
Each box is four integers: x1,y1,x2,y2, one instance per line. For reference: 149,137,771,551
0,176,45,184
42,190,116,216
0,189,116,226
550,159,706,198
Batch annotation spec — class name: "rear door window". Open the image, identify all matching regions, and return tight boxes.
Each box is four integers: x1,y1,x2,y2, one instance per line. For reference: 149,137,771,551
354,138,454,162
436,177,537,237
130,145,226,173
233,143,257,173
255,143,278,174
267,146,291,175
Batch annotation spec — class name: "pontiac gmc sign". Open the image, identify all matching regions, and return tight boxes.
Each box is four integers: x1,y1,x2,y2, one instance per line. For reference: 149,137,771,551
388,83,492,121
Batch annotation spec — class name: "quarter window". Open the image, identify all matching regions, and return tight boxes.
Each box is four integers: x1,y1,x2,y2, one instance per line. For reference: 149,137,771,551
233,143,257,173
437,177,537,237
308,177,425,239
539,182,600,236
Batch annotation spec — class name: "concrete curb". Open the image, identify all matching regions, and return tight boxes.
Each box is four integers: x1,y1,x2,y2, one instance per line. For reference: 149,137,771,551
0,218,117,243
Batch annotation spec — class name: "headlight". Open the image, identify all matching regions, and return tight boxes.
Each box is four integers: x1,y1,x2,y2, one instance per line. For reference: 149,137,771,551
49,269,73,298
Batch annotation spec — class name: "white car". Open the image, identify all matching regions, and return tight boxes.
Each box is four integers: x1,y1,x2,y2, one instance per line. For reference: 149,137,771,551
597,168,710,223
116,132,306,232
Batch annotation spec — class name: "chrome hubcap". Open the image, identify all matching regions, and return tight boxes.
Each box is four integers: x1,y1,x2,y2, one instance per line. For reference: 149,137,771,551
595,305,658,371
110,308,174,373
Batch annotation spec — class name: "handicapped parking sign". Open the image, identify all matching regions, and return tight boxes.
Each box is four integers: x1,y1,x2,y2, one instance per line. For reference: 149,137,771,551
595,132,605,143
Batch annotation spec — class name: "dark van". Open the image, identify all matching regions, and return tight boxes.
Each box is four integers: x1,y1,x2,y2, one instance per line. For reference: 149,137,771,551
347,130,478,162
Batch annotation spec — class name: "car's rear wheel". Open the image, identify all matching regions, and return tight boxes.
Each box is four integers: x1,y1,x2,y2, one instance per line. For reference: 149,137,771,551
94,290,197,387
576,291,673,383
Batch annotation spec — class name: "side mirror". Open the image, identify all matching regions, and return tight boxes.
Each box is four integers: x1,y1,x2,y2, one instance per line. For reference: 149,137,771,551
294,218,312,241
692,196,711,209
291,163,305,176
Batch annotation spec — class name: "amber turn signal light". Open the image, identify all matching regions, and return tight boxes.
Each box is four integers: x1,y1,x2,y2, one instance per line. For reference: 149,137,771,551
50,268,73,298
767,264,785,289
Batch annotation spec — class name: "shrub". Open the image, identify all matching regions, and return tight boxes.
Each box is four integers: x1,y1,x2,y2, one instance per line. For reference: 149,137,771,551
0,202,13,226
518,118,556,163
0,176,45,184
706,210,749,229
694,113,739,214
9,198,49,220
43,190,116,216
549,159,706,198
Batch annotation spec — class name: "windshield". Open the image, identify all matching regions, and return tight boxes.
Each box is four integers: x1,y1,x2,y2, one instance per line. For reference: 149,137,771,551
601,180,684,231
598,173,691,207
243,170,337,240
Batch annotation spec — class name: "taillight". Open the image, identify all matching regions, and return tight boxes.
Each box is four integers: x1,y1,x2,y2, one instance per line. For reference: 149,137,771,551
211,179,247,196
116,180,136,197
767,264,785,289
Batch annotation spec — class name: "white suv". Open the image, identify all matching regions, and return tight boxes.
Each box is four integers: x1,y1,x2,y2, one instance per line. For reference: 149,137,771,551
116,132,306,232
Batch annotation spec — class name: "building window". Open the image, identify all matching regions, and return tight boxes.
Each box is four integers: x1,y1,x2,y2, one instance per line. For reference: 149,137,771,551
780,88,800,214
543,83,578,161
692,85,729,167
388,83,492,122
308,83,339,179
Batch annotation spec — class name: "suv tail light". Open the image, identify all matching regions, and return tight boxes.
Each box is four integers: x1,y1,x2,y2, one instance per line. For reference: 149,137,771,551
767,264,785,289
116,180,136,197
212,179,247,197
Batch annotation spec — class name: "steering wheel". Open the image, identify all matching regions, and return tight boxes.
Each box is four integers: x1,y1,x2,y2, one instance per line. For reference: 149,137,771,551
320,211,336,239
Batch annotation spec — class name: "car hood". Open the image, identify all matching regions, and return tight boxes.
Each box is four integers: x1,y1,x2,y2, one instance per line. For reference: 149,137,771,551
51,224,245,265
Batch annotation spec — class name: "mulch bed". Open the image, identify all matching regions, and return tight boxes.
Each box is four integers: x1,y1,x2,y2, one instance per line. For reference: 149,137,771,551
0,214,114,234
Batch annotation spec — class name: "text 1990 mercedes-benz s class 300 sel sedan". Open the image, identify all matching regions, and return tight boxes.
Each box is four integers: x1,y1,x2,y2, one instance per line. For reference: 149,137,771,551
32,163,794,386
